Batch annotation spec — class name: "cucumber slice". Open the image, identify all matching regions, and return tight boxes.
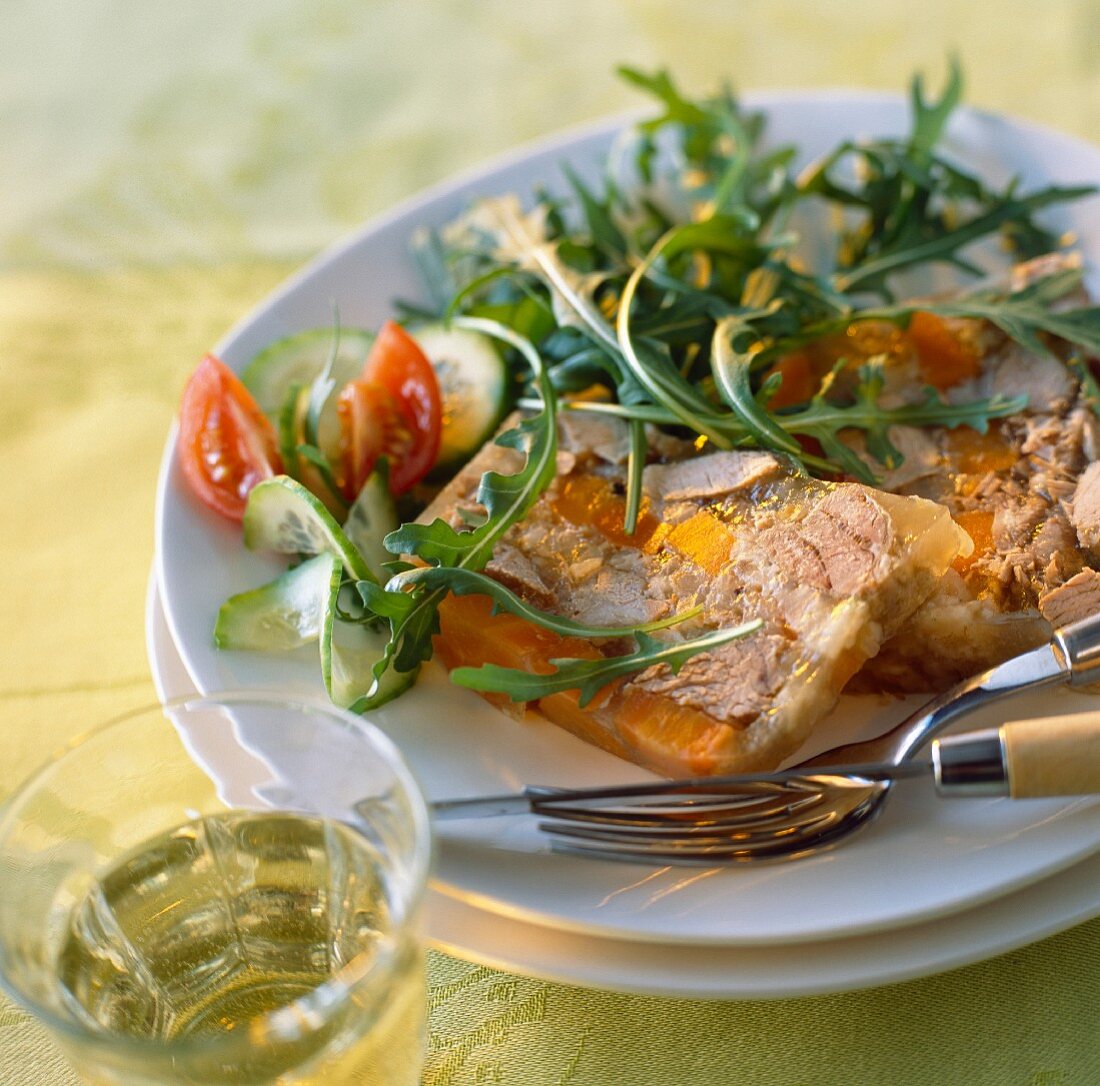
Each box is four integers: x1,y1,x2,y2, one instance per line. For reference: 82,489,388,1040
242,328,374,460
214,553,338,652
276,381,309,470
343,461,399,583
242,476,374,583
275,381,348,518
320,583,417,711
411,323,509,471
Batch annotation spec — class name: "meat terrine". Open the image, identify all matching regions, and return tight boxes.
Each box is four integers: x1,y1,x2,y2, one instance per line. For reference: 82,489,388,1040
424,413,967,775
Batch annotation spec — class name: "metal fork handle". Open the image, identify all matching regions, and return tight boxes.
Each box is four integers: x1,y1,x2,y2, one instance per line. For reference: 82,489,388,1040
431,777,832,821
801,612,1100,769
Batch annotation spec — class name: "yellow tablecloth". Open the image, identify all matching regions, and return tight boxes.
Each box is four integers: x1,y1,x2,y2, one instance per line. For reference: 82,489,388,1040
3,3,1099,1083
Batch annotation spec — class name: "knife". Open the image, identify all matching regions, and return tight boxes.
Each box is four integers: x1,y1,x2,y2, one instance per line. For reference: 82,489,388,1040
432,711,1100,820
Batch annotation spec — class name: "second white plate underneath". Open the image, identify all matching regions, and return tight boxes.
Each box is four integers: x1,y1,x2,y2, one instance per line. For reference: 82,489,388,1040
146,576,1100,998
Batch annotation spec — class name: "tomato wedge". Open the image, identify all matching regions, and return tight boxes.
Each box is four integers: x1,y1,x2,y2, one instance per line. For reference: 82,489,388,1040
336,321,442,496
178,355,283,521
336,381,407,500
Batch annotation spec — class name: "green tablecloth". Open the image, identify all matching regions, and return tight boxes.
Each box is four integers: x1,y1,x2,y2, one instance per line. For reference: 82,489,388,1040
3,3,1099,1082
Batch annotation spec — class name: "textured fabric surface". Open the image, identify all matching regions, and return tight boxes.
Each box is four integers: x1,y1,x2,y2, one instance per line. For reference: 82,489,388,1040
2,3,1100,1084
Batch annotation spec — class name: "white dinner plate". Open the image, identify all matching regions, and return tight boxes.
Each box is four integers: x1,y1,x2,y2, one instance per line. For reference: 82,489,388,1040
155,93,1100,948
147,577,1100,998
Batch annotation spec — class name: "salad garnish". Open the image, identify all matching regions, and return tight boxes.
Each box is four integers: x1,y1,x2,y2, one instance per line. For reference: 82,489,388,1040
180,61,1100,716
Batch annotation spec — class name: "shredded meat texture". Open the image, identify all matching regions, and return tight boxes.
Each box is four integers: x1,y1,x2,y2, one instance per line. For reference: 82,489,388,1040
918,406,1094,595
634,632,792,725
485,543,555,609
426,412,965,774
873,427,942,491
557,410,634,465
986,348,1078,414
852,259,1100,689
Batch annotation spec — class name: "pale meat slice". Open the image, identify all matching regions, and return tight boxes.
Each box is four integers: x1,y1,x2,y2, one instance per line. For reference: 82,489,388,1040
425,415,966,776
1070,462,1100,556
1039,569,1100,628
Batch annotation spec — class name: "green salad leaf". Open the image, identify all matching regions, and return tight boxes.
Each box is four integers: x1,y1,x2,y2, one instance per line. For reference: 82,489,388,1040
452,621,763,707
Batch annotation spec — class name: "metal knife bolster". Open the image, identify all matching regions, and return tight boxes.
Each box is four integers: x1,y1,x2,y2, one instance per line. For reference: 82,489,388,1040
932,728,1009,797
1053,611,1100,687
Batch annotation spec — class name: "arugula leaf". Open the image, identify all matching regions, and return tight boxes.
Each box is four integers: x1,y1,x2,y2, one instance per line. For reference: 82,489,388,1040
272,381,348,515
528,374,1026,484
305,312,343,448
710,312,803,457
909,56,963,158
832,185,1094,295
296,443,347,511
790,58,1094,298
475,196,622,353
623,418,648,533
617,66,719,131
451,620,762,707
787,362,1026,483
617,66,786,223
562,164,628,260
394,566,701,639
1069,353,1100,420
409,225,460,314
615,228,738,446
768,267,1100,363
323,584,417,713
918,272,1100,358
354,575,437,681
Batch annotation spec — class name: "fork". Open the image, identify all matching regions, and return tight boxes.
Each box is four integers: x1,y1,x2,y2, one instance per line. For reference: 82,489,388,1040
431,613,1100,864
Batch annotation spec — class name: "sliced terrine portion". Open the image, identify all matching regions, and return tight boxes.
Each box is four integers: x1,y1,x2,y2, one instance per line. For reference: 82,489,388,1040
424,414,965,775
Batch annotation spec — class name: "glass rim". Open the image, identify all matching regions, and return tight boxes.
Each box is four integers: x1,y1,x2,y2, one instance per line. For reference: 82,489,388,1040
0,690,433,1061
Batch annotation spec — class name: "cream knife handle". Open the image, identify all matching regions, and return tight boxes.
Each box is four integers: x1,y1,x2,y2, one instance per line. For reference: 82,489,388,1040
1001,711,1100,797
932,712,1100,797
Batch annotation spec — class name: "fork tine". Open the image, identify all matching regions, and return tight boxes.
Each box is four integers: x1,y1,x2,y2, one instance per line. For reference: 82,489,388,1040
538,806,840,848
547,841,828,865
529,778,825,809
533,809,820,835
536,779,892,864
548,842,758,865
529,778,827,825
530,790,828,831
